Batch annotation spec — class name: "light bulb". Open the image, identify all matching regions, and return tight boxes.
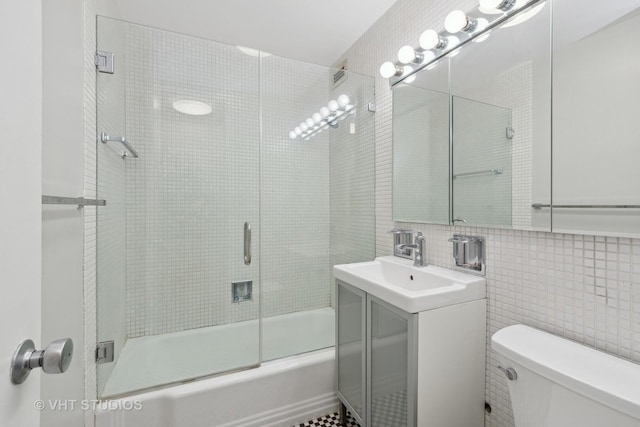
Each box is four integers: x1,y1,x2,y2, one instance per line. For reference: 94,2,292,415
479,0,515,12
300,122,308,131
294,127,302,135
337,94,350,108
289,131,297,139
422,50,436,64
501,2,545,28
312,112,322,123
398,45,422,64
474,31,491,43
305,118,315,128
320,107,330,118
379,61,401,79
419,30,446,50
447,35,461,48
445,10,476,33
403,66,416,84
328,100,339,112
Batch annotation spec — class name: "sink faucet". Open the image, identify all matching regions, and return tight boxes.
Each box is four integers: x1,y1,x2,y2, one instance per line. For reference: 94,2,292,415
396,232,426,267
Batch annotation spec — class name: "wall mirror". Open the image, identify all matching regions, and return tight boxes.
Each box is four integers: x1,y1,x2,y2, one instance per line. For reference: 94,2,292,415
551,0,640,237
392,0,640,237
392,60,449,224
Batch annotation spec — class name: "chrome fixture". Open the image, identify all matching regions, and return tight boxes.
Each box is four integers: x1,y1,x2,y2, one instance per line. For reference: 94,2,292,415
453,168,504,179
100,132,139,159
95,50,114,74
389,228,413,258
448,234,485,275
244,222,251,266
379,0,541,83
397,232,426,267
288,94,355,140
42,195,106,208
453,218,467,224
498,365,518,381
532,203,640,210
96,341,114,364
11,338,73,384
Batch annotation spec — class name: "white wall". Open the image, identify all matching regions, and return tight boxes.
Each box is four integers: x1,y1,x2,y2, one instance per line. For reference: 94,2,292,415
0,0,42,426
41,1,88,425
336,1,640,426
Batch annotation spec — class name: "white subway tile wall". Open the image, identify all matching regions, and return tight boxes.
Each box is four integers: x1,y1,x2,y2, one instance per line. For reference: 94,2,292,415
335,1,640,427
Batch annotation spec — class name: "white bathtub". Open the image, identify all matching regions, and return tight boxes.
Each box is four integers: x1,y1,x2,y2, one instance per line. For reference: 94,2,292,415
96,308,337,427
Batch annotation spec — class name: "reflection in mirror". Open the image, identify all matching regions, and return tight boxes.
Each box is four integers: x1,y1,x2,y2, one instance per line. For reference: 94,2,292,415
452,97,512,226
552,0,640,236
450,0,551,230
392,60,450,224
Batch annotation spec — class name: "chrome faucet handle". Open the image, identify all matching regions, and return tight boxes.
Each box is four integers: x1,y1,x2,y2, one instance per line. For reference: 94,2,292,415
388,228,412,234
452,218,467,224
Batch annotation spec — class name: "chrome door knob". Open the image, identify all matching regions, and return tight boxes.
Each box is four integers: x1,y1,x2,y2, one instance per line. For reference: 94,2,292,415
11,338,73,384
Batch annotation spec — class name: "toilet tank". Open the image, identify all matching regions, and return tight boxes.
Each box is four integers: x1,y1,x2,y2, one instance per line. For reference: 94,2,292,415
492,325,640,427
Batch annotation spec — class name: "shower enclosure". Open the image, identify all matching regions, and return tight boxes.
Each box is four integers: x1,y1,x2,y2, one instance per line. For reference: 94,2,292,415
95,17,375,398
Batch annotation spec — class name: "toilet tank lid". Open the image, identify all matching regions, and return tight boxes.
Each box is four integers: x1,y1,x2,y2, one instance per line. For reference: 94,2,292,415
492,324,640,420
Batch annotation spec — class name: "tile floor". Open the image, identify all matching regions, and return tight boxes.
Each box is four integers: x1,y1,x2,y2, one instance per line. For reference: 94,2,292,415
294,411,359,426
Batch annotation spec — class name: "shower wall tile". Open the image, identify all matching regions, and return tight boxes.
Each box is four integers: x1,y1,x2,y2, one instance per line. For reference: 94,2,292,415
337,1,640,427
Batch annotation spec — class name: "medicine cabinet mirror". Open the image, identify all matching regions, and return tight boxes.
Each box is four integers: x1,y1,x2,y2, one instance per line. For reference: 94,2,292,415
392,0,640,237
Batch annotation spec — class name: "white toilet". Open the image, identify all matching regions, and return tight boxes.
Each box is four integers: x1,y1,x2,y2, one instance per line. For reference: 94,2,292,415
492,324,640,427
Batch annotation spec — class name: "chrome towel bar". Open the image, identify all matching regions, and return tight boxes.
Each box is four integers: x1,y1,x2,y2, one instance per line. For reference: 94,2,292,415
42,195,106,208
532,203,640,209
100,132,139,158
453,168,503,179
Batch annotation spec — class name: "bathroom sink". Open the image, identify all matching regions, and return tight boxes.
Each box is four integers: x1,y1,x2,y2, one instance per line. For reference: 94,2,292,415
333,256,485,313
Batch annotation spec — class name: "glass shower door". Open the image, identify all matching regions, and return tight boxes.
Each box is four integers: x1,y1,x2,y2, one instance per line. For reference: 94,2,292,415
96,17,261,398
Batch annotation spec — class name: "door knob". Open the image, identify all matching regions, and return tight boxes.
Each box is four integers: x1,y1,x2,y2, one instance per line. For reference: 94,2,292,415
11,338,73,384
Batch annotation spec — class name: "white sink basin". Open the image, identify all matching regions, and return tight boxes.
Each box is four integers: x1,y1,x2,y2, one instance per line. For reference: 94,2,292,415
333,256,486,313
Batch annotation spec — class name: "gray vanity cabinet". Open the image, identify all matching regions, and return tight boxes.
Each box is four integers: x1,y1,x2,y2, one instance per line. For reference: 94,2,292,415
336,279,486,427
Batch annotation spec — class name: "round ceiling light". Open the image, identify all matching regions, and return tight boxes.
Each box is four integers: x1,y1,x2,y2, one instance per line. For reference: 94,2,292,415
172,100,212,116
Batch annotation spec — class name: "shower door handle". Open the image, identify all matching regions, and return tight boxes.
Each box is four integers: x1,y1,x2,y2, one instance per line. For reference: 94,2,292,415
244,222,251,265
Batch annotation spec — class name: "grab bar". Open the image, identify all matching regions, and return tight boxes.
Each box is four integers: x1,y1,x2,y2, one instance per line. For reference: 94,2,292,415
532,203,640,209
100,132,139,159
453,168,503,179
42,195,106,208
244,222,251,266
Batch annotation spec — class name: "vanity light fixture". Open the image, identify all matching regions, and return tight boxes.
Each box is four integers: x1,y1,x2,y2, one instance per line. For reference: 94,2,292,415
288,95,354,140
479,0,516,12
419,30,447,50
445,10,477,33
379,61,404,78
379,0,539,82
398,45,423,64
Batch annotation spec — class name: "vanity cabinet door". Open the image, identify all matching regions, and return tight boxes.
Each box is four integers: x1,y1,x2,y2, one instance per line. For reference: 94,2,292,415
368,297,417,427
336,281,367,425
